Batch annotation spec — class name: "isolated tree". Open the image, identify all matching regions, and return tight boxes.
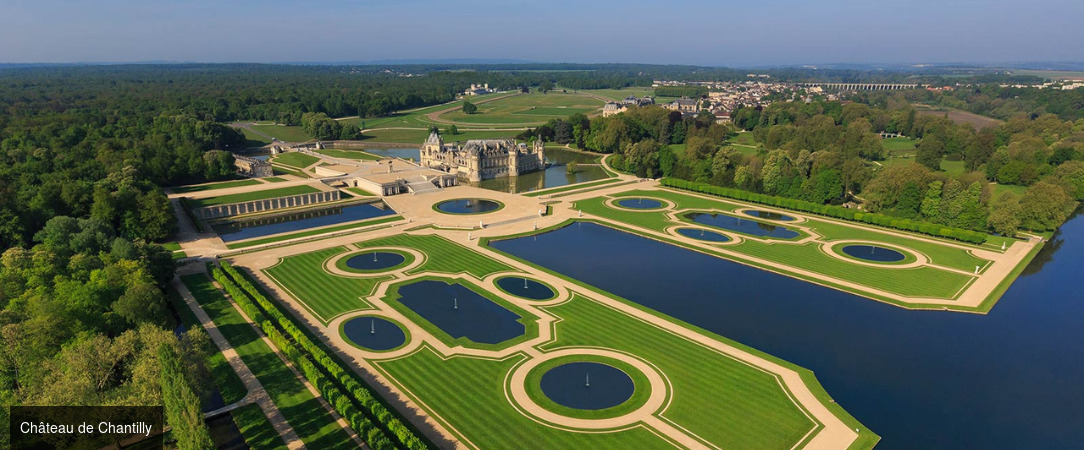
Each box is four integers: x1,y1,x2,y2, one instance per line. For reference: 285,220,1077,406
445,125,459,135
462,102,478,114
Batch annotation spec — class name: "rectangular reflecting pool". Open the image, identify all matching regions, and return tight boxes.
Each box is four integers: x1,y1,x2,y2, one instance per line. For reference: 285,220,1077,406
490,218,1084,449
394,279,525,345
212,202,395,242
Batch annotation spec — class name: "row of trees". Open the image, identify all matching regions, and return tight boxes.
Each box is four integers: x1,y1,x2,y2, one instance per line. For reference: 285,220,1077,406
214,263,427,449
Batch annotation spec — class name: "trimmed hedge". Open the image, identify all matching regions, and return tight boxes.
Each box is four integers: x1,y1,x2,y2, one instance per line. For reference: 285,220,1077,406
215,263,428,450
661,178,988,244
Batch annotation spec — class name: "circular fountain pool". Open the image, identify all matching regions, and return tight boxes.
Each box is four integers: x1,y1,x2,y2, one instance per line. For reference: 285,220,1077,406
616,198,664,209
496,276,556,300
344,251,407,272
341,316,406,351
434,198,502,214
539,362,634,410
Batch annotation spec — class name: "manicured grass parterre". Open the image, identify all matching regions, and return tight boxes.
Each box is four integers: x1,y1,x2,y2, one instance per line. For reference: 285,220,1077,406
539,295,821,448
358,233,516,279
575,189,991,300
264,247,393,323
273,152,321,169
189,185,321,208
347,187,375,196
171,179,262,193
180,274,355,449
253,228,877,449
264,176,288,183
230,403,288,450
375,348,676,449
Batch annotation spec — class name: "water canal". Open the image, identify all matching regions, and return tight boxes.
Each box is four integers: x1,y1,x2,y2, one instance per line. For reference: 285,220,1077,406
490,216,1084,448
212,202,395,242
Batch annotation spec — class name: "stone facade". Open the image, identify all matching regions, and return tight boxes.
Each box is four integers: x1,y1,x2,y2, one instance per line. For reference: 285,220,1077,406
196,190,340,219
235,155,273,178
419,132,545,183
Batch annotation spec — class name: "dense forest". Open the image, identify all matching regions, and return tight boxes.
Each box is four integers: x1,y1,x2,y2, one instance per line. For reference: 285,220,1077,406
520,92,1082,236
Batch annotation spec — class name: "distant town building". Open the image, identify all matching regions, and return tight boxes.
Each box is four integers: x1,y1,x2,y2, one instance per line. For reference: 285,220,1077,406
603,95,654,117
234,155,273,178
463,83,495,96
666,98,700,115
420,131,545,182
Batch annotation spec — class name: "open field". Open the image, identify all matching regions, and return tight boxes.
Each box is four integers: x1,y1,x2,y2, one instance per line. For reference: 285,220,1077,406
181,274,355,448
241,128,274,147
993,183,1029,195
574,189,994,302
272,152,320,168
914,105,1003,129
249,124,314,142
246,227,874,449
189,185,321,208
438,92,604,125
359,128,521,145
587,87,655,101
1008,69,1084,80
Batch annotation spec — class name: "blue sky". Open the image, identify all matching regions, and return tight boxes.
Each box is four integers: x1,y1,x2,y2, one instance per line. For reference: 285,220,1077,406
1,0,1081,65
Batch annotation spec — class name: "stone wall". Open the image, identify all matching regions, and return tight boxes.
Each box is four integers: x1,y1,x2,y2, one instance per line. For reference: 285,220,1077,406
195,190,341,219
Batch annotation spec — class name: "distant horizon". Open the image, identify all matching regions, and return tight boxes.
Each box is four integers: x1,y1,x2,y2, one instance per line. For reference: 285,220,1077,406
1,59,1083,71
2,0,1081,67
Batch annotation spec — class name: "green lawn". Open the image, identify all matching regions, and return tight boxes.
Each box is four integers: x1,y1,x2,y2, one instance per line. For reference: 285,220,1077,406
726,132,760,146
540,296,821,449
883,137,919,152
249,125,313,143
994,183,1028,196
347,187,375,196
230,403,288,450
575,189,990,300
523,178,619,197
189,185,321,208
264,247,392,323
172,179,262,193
376,348,675,449
940,160,967,175
241,128,274,147
272,152,320,169
168,287,288,449
180,274,355,449
360,128,519,144
439,92,604,125
264,176,287,183
360,233,516,279
253,227,878,449
316,148,381,160
585,87,655,101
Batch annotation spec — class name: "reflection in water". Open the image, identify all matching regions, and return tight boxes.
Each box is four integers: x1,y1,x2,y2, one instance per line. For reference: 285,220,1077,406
474,148,609,194
212,202,395,242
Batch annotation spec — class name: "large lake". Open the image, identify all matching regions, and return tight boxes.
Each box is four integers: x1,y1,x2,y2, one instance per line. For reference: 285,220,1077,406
490,214,1084,448
363,147,609,194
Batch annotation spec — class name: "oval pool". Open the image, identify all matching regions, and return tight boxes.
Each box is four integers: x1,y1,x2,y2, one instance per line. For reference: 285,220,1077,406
435,199,502,214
